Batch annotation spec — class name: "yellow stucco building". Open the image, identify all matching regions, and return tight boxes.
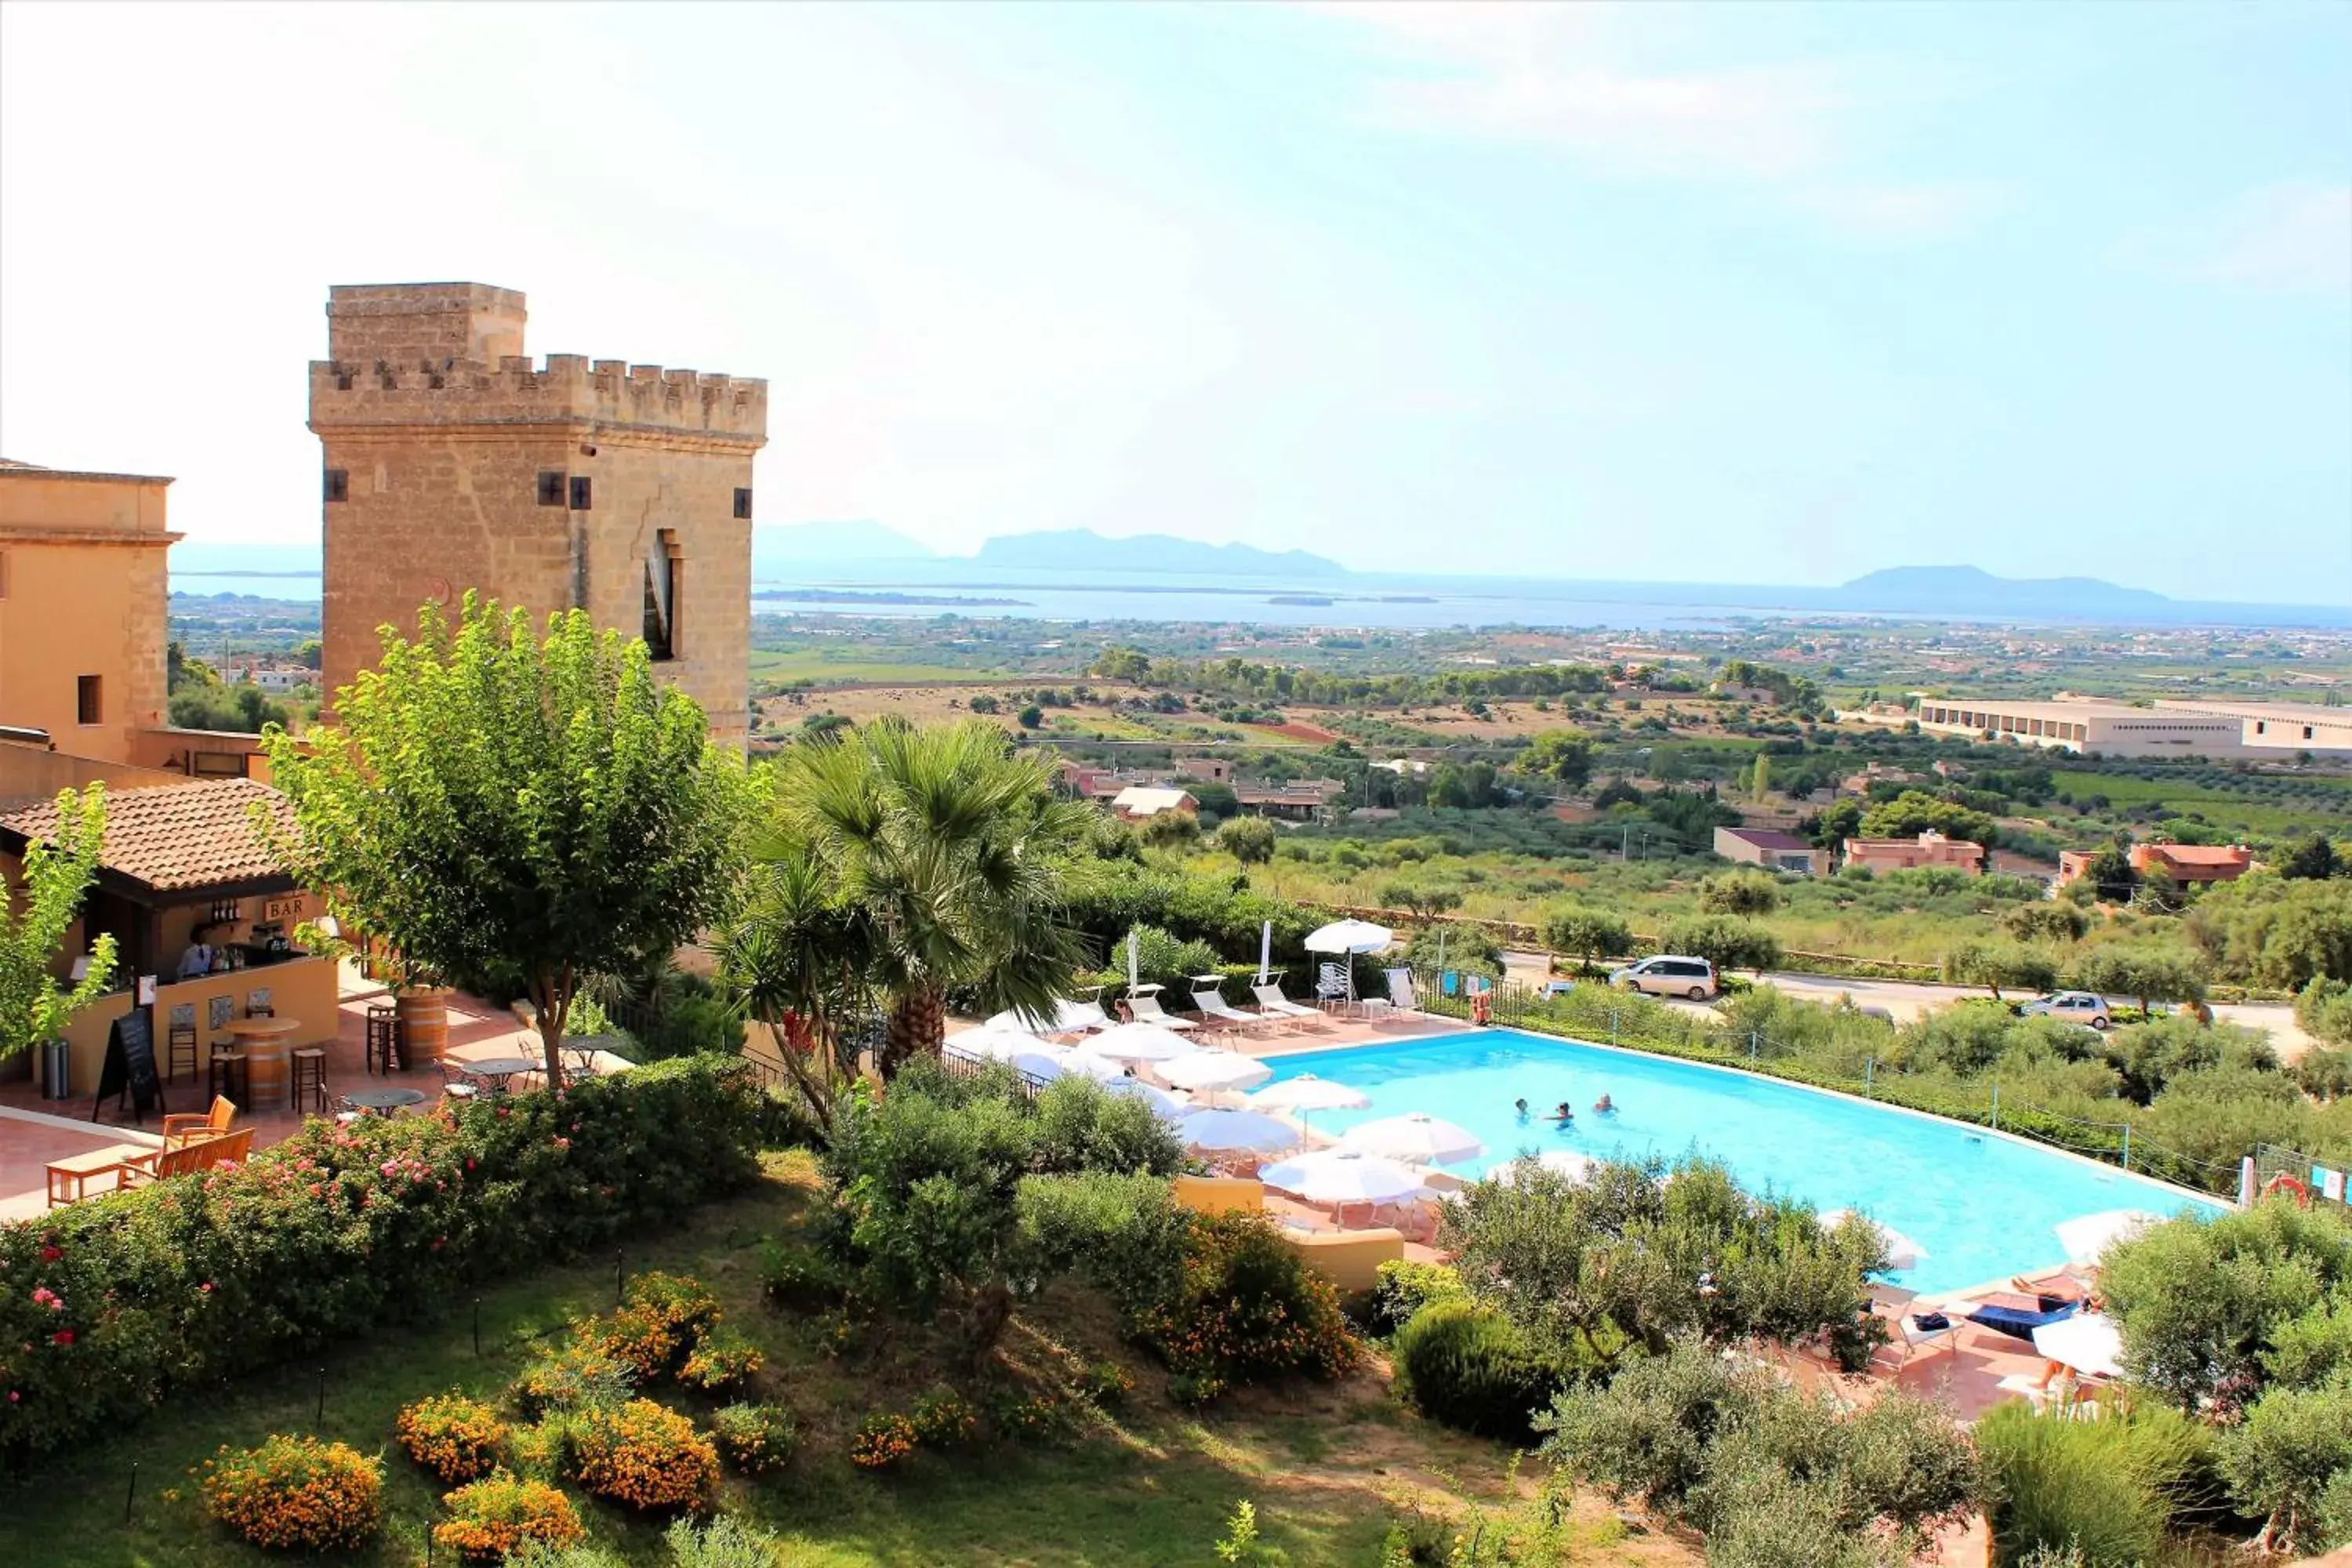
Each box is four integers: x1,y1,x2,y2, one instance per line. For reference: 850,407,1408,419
0,459,176,764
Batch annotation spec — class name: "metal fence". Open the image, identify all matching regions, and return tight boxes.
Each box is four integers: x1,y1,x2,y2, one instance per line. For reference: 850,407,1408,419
1406,963,2248,1199
2253,1142,2352,1208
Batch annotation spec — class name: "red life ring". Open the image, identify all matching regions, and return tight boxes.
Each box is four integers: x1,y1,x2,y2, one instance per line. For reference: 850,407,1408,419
1471,992,1492,1025
2263,1172,2312,1207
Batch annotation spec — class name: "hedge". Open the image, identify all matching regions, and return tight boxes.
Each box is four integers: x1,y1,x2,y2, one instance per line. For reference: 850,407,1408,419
0,1055,770,1471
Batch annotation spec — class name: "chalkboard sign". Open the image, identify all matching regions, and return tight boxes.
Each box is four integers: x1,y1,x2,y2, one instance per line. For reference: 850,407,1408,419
91,1009,166,1125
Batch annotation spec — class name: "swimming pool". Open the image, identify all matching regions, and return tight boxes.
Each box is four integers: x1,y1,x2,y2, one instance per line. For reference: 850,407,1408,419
1263,1029,2227,1294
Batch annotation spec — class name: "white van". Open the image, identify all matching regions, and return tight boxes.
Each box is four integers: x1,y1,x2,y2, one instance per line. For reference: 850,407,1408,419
1609,955,1718,1000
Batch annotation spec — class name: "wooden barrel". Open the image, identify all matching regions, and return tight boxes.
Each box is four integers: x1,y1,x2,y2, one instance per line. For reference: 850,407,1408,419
245,1038,289,1111
396,989,449,1067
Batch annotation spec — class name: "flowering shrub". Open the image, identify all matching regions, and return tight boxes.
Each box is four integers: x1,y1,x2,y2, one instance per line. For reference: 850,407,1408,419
1079,1359,1135,1408
907,1388,978,1449
988,1390,1078,1444
580,1272,722,1380
1133,1211,1363,1405
757,1237,847,1312
677,1327,763,1393
199,1434,383,1552
510,1341,635,1417
432,1471,583,1561
708,1402,797,1475
0,1057,768,1472
848,1411,919,1472
395,1391,507,1483
566,1398,717,1512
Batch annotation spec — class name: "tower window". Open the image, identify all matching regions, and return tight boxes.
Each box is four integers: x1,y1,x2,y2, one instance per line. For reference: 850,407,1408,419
733,488,753,521
538,471,566,506
324,469,349,503
568,476,593,511
78,676,103,725
644,529,681,662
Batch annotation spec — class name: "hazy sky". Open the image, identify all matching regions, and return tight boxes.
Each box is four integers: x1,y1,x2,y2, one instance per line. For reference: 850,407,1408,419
3,2,2347,601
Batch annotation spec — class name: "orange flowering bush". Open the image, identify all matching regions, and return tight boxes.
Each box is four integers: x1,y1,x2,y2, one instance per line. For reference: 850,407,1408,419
676,1327,763,1393
565,1398,717,1512
199,1433,383,1551
394,1391,507,1483
989,1390,1076,1444
907,1388,978,1449
432,1471,583,1562
1133,1211,1362,1405
708,1402,797,1475
848,1411,918,1472
510,1341,634,1417
579,1271,722,1381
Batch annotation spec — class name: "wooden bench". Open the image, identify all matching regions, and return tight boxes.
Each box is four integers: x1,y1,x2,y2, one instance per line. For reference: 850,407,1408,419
45,1144,159,1208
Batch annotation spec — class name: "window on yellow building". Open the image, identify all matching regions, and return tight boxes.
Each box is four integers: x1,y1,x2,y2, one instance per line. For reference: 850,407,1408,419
78,675,103,725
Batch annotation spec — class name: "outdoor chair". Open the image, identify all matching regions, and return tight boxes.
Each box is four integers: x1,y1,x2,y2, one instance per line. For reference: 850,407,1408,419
1381,967,1421,1014
161,1094,238,1150
165,1022,200,1083
1189,982,1273,1036
1125,990,1200,1032
1314,964,1354,1016
1247,982,1326,1029
1872,1295,1981,1372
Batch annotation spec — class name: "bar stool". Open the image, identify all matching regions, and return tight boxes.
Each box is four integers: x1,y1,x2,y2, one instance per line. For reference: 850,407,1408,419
364,1005,397,1076
209,1048,249,1107
166,1023,200,1083
290,1048,328,1116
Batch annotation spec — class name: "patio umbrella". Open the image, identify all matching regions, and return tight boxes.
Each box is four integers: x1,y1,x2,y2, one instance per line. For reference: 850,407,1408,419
1158,1051,1274,1094
1102,1077,1190,1120
1258,920,1273,985
989,1000,1106,1035
947,1028,1053,1062
2055,1210,2162,1269
1340,1112,1484,1165
1492,1149,1598,1185
1258,1149,1427,1206
1246,1074,1371,1115
1304,919,1392,1005
1046,1050,1131,1083
2032,1313,2125,1380
1084,1022,1197,1065
1818,1209,1930,1272
1179,1108,1304,1156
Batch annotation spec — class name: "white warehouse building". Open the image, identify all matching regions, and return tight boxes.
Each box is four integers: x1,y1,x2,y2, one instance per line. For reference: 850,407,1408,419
1900,696,2352,759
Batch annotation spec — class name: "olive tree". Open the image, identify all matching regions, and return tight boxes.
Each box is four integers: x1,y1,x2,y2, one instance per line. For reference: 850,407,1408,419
263,596,757,1086
0,785,117,1060
1544,906,1633,974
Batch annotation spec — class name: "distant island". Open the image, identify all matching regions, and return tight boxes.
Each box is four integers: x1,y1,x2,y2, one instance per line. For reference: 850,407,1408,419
1830,565,2172,617
751,589,1028,607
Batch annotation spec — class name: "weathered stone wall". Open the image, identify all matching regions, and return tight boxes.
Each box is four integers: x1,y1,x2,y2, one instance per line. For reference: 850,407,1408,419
310,284,764,747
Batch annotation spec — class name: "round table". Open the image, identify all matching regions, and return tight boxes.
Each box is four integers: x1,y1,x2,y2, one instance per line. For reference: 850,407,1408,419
342,1087,426,1118
463,1056,539,1094
225,1017,302,1110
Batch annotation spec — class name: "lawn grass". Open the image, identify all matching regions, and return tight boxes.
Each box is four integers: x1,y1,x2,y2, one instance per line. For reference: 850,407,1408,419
0,1153,1670,1568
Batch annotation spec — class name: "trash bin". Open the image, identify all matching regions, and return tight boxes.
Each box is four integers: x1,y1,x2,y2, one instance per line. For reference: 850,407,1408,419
42,1036,71,1101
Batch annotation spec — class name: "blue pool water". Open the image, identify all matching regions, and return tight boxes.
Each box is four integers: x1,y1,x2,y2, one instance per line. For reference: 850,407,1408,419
1265,1030,2227,1294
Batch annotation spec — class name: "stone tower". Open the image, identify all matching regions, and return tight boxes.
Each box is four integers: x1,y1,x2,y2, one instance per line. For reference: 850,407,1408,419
309,283,767,746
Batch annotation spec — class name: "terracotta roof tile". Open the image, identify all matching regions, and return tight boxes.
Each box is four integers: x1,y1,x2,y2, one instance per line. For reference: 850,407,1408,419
0,779,296,892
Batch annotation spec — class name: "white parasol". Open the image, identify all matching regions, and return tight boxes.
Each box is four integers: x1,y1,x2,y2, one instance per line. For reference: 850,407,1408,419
1178,1108,1305,1156
989,1000,1106,1035
1158,1051,1275,1094
1084,1022,1198,1065
1818,1209,1931,1272
1246,1074,1372,1114
1103,1077,1190,1120
948,1028,1054,1063
2055,1210,2162,1269
2032,1312,2125,1380
1259,1149,1428,1205
1340,1112,1485,1165
1303,919,1392,1006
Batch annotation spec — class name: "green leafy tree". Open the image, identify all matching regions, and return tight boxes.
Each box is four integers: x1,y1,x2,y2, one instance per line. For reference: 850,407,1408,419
2076,840,2140,903
2281,833,2343,882
1656,914,1781,974
2005,902,2091,943
262,596,756,1086
964,694,1000,716
2072,946,2206,1016
1543,906,1633,972
1700,872,1780,916
1215,815,1276,866
0,786,118,1059
1015,704,1044,730
1945,939,2060,1001
169,679,292,735
1857,789,1998,848
1806,797,1864,850
1517,729,1593,793
757,720,1089,1072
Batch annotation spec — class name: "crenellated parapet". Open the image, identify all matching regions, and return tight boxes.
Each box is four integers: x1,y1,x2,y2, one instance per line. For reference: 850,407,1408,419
307,354,768,440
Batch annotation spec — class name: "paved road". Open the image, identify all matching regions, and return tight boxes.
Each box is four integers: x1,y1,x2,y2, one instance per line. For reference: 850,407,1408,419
1499,953,2315,1061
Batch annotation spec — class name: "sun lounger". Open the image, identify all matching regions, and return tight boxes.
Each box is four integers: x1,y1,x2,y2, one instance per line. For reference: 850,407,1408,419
1190,982,1275,1036
1968,1297,2078,1344
1874,1296,1981,1370
1124,989,1200,1032
1383,967,1420,1013
1250,983,1325,1028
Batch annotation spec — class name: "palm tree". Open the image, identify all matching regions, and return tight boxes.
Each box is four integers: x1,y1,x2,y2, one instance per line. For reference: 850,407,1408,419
754,720,1091,1074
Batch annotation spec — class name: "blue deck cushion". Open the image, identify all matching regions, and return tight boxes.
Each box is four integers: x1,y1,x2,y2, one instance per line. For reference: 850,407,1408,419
1968,1298,2078,1343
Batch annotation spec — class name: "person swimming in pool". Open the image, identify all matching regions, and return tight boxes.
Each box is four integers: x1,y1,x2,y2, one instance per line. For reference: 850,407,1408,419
1513,1098,1530,1121
1593,1094,1614,1114
1548,1102,1574,1123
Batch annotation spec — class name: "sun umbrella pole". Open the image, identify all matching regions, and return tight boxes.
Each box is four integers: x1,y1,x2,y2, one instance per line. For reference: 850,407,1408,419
1127,930,1140,996
1259,921,1272,985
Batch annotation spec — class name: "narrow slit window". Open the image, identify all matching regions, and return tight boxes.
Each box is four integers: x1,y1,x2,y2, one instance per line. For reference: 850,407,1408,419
77,675,103,725
324,469,349,503
733,487,753,521
538,471,566,506
643,529,681,662
568,476,593,511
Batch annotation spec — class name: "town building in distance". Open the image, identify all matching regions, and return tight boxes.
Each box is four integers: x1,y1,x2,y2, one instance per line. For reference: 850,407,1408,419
309,284,766,746
1848,693,2352,760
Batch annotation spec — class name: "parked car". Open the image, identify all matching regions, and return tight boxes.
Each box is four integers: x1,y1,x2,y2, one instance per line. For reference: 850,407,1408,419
2017,990,2112,1031
1609,955,1718,1000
